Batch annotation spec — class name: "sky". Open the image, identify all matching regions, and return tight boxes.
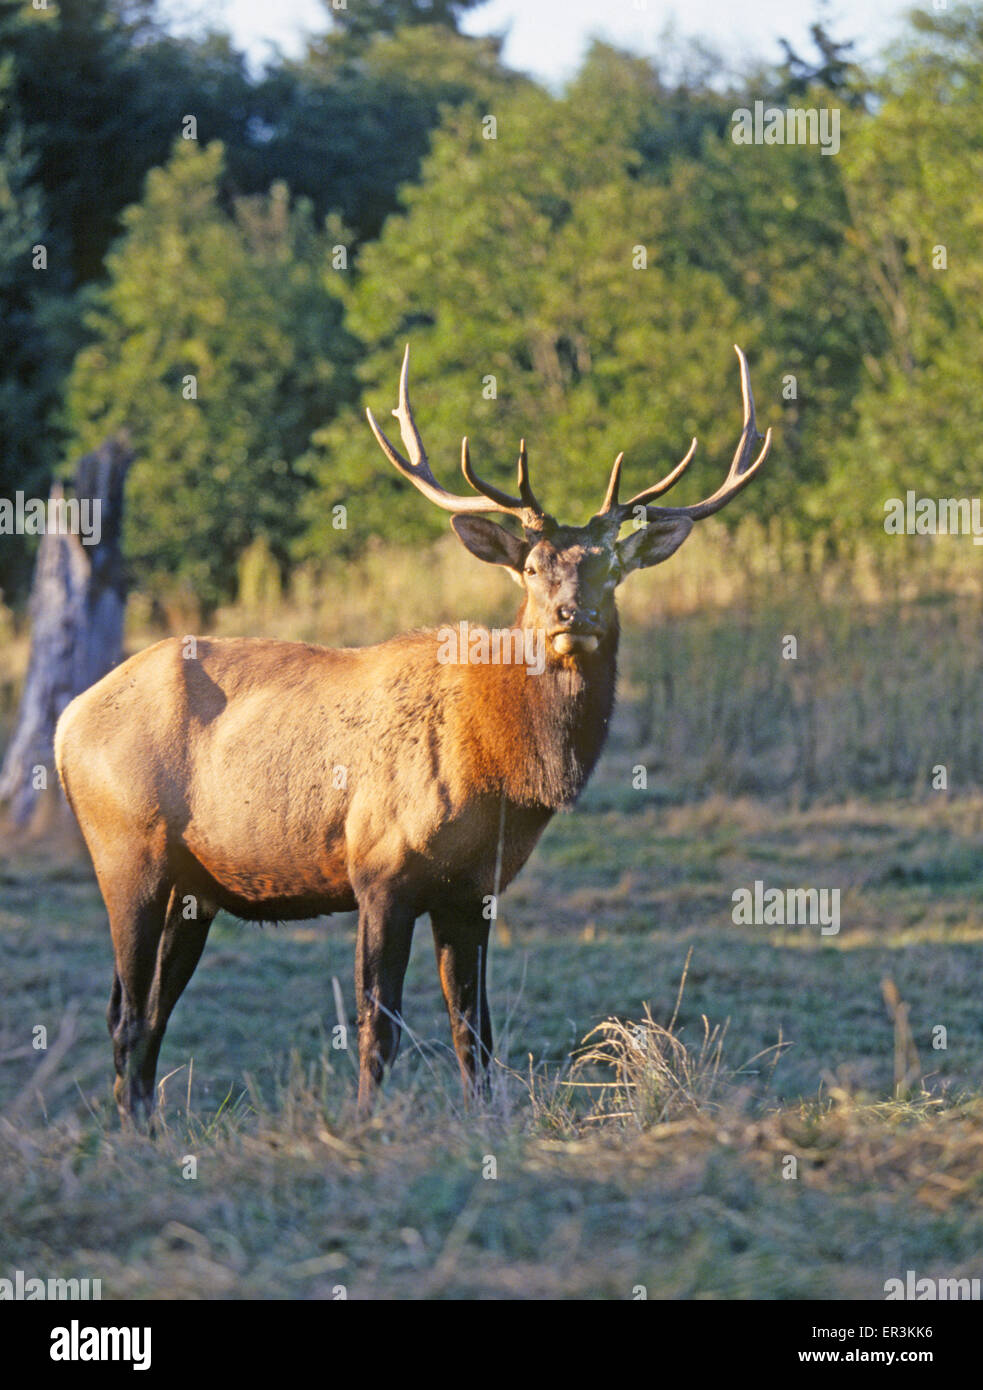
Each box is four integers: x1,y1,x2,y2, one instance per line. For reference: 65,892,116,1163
162,0,916,85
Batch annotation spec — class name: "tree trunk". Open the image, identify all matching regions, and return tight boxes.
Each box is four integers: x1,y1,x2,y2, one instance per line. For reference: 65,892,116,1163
0,437,133,830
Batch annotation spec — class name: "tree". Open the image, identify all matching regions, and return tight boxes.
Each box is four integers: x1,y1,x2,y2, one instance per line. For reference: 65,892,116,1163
300,82,751,560
0,74,75,602
656,93,879,529
251,22,522,245
566,39,734,174
776,18,869,109
833,4,983,518
323,0,488,46
0,0,260,601
66,142,357,611
0,0,256,285
0,437,132,830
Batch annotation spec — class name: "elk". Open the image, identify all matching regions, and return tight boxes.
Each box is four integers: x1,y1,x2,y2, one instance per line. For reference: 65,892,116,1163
55,345,771,1126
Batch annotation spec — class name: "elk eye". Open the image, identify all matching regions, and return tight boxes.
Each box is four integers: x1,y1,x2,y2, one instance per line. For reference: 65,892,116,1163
524,564,536,576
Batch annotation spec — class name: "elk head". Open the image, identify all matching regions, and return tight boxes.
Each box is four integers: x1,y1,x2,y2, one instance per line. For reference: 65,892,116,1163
367,345,772,660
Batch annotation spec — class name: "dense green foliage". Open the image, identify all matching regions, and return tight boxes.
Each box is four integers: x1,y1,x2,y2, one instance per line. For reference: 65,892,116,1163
1,0,981,608
67,142,358,608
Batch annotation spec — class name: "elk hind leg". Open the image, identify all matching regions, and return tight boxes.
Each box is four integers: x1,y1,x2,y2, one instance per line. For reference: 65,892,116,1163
140,886,215,1122
106,872,170,1128
107,876,212,1129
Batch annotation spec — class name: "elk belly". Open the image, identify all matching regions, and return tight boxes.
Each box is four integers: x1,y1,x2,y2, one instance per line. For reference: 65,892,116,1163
552,633,599,655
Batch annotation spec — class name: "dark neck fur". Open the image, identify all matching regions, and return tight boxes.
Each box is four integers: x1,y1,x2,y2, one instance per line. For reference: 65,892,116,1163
509,610,619,810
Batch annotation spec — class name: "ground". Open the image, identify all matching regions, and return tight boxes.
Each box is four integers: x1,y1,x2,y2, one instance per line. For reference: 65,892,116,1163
3,763,982,1299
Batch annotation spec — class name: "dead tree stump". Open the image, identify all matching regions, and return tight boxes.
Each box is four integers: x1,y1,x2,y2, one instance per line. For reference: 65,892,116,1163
0,437,133,829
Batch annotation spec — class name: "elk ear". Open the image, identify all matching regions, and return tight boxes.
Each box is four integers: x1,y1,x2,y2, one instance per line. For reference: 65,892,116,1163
451,515,527,577
616,517,694,578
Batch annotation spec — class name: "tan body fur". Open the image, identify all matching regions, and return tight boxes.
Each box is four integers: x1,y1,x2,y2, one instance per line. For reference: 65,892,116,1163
55,621,616,1119
55,631,598,922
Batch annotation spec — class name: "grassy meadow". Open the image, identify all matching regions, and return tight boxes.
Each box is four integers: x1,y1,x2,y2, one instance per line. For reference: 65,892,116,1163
3,530,983,1299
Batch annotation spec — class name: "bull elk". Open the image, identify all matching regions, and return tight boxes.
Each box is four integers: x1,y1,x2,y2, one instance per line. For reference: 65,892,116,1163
55,345,771,1125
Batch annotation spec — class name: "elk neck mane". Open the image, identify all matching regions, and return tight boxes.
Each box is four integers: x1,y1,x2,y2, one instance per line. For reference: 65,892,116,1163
455,609,620,812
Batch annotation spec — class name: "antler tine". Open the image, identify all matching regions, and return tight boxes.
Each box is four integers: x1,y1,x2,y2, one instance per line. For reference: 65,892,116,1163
598,452,624,516
606,345,771,527
461,435,525,511
366,345,526,516
517,439,545,515
394,341,428,471
645,346,771,521
595,436,698,524
625,437,699,508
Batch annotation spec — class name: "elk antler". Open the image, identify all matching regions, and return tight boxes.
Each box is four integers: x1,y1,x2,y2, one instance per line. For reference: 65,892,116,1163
366,346,551,533
594,345,771,526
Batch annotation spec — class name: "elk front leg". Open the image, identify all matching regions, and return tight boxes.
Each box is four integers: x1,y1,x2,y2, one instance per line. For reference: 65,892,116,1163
354,888,416,1115
430,905,492,1098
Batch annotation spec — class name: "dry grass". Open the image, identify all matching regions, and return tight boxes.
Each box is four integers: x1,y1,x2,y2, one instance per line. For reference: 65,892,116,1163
560,950,787,1129
4,773,983,1298
4,538,983,1297
2,979,981,1299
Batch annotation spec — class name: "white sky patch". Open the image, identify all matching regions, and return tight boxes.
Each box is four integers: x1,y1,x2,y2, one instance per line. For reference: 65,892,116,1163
159,0,914,85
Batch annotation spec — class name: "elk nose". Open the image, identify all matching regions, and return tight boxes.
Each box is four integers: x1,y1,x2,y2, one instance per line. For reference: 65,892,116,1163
558,604,598,626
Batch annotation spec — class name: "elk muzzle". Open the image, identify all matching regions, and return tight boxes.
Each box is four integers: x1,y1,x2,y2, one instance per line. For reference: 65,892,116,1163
550,605,601,655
